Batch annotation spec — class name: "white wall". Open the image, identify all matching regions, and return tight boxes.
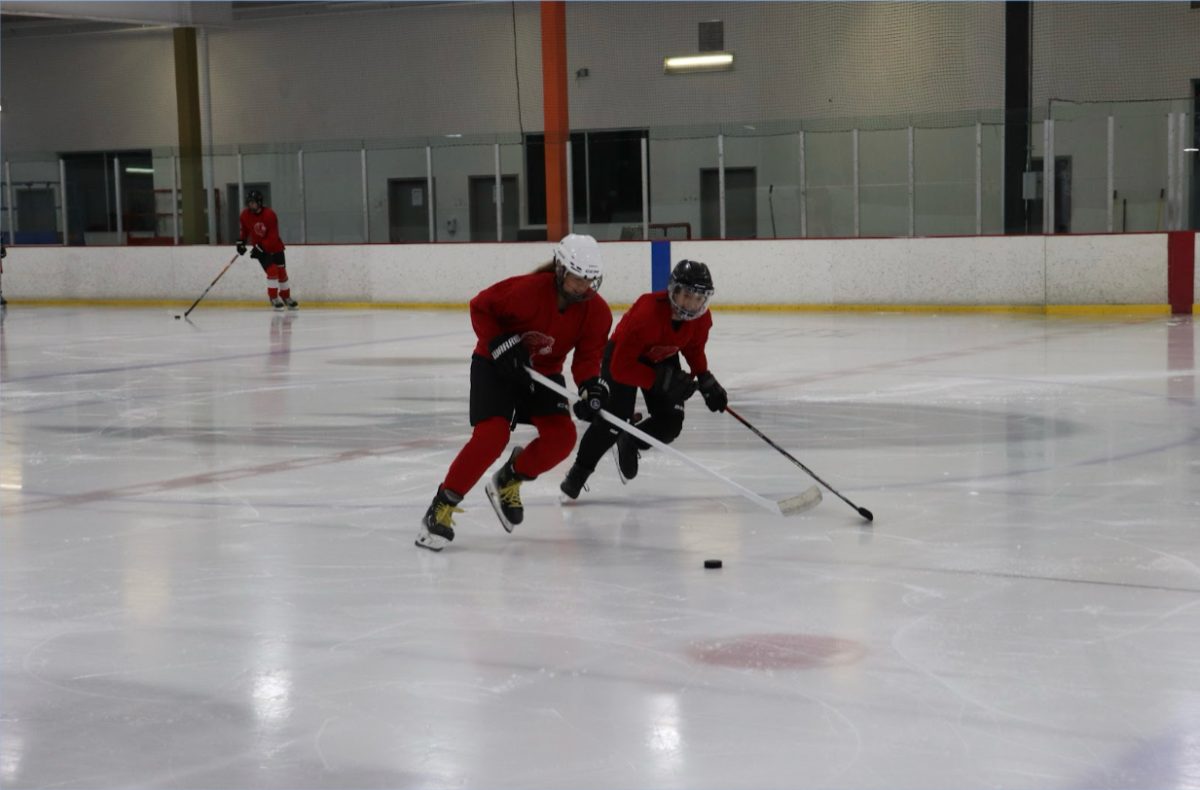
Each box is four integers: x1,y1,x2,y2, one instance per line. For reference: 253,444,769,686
0,235,1184,307
0,2,1191,243
1031,2,1200,106
566,2,1005,127
203,2,542,144
1,2,1008,152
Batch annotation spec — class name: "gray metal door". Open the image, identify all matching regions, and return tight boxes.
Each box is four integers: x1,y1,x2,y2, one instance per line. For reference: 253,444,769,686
1027,158,1071,234
469,176,518,241
16,189,58,235
388,178,431,242
700,168,757,239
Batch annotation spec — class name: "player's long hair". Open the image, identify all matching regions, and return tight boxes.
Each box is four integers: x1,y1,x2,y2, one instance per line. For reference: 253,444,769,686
536,258,596,303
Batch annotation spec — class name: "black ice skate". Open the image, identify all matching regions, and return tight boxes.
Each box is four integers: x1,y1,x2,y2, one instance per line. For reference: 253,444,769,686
415,487,464,552
283,297,299,311
270,296,286,312
613,432,640,483
485,447,532,532
559,463,594,501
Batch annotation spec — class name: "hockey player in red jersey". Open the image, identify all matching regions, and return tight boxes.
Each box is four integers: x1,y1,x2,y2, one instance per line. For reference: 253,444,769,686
0,243,8,308
236,190,298,311
558,259,728,500
416,234,613,551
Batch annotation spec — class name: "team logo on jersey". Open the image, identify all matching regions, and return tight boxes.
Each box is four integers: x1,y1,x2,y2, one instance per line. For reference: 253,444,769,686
520,330,556,356
253,221,268,238
644,345,680,363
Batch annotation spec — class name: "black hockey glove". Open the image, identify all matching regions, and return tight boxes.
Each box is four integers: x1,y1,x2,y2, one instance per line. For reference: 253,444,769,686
653,364,697,406
572,376,610,422
488,332,531,384
249,247,264,261
235,240,247,256
697,371,728,412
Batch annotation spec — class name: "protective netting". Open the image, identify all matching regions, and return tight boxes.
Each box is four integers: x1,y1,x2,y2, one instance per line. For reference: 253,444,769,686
1031,1,1200,108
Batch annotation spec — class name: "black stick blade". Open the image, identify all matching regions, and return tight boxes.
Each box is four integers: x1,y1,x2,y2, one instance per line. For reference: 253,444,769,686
858,507,874,522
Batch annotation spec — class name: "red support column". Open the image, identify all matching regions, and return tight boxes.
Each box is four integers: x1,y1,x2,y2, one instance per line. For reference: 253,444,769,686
1167,231,1195,315
541,1,569,242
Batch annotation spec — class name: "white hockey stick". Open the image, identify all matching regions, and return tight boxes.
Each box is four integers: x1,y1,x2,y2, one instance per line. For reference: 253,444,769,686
526,367,821,517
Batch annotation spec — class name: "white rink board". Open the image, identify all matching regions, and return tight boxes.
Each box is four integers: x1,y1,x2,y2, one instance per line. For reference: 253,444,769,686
1045,234,1167,305
672,239,837,305
0,234,1183,306
827,236,1047,305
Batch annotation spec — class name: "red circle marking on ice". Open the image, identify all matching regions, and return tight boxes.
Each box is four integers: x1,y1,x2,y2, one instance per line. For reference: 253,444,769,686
688,633,866,670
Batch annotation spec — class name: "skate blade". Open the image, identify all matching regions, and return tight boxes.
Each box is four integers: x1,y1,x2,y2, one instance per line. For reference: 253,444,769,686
611,445,629,485
485,483,516,533
415,531,449,551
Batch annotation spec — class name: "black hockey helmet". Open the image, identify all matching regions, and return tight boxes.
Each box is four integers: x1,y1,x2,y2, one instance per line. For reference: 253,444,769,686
245,189,265,208
667,259,715,320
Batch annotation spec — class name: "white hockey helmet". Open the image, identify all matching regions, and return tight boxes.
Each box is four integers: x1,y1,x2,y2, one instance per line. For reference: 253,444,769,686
552,233,603,301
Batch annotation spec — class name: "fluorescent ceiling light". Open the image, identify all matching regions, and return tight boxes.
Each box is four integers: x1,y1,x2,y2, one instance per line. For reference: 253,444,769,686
1185,147,1199,153
664,52,733,73
125,166,154,174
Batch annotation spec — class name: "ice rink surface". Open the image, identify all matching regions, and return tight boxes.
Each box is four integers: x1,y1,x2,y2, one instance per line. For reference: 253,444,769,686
2,306,1198,789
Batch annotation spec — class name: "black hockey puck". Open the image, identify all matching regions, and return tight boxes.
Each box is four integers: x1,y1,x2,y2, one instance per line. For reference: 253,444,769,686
704,559,723,569
174,315,181,320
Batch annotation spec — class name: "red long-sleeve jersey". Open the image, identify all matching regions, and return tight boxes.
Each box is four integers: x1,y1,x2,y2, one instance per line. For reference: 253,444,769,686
239,207,285,254
470,271,612,386
608,291,713,389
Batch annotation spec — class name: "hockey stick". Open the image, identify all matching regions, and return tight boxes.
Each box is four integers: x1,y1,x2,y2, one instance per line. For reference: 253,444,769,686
725,405,873,522
176,254,239,319
525,367,821,517
768,184,777,239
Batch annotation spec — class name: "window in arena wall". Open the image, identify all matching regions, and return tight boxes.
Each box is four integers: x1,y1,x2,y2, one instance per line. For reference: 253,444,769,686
60,150,154,245
525,130,648,226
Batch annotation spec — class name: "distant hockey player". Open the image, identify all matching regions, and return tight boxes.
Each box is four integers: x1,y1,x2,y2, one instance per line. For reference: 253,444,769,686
415,234,613,551
236,190,297,311
0,243,8,308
